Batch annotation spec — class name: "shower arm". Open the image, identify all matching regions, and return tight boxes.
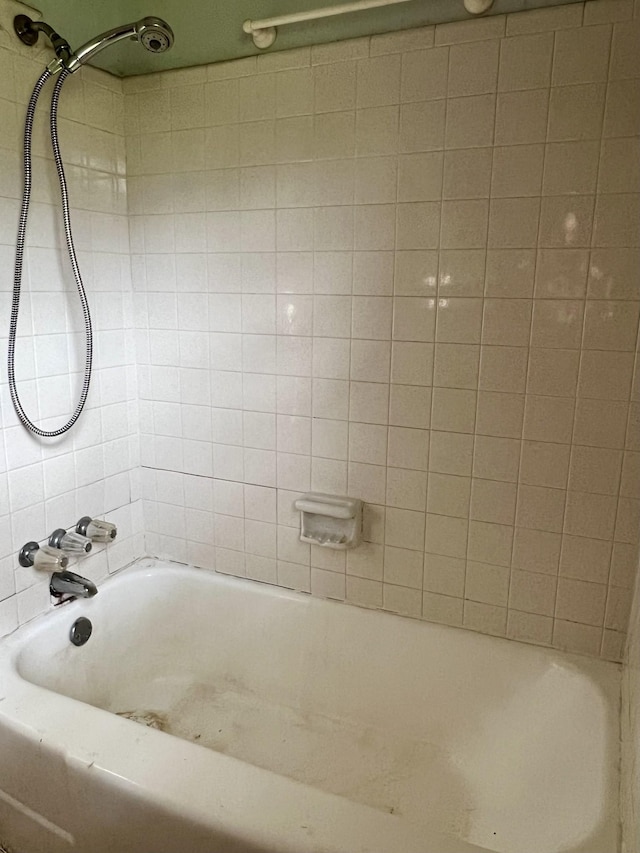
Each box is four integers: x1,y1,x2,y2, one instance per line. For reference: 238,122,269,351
62,22,140,73
13,14,73,70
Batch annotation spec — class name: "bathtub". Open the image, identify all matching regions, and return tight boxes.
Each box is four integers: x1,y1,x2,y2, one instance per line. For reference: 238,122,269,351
0,559,621,853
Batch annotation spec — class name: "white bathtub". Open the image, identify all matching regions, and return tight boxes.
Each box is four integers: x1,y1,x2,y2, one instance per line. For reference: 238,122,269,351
0,559,621,853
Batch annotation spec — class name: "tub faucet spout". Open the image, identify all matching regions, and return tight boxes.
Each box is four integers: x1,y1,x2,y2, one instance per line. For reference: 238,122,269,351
50,570,98,600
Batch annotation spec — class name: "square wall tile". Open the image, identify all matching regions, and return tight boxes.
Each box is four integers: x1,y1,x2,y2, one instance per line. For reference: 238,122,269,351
314,62,357,113
507,610,553,646
473,435,521,482
448,40,499,97
387,427,429,471
356,55,401,108
436,298,483,344
433,343,480,389
427,473,471,518
564,491,617,540
399,101,445,153
422,592,463,627
482,300,532,347
603,79,640,137
552,25,612,86
520,441,570,489
442,200,489,249
389,385,431,429
467,520,513,567
401,48,449,102
475,391,525,439
548,83,606,142
445,94,495,149
509,569,556,616
470,479,517,525
425,513,469,559
386,467,427,511
398,152,444,202
439,250,487,297
516,484,566,533
465,561,510,606
560,535,612,583
430,431,474,477
495,89,549,145
499,33,554,91
431,387,477,434
527,349,579,397
423,553,466,597
485,249,535,298
512,527,561,574
443,149,493,200
555,577,607,626
491,145,544,197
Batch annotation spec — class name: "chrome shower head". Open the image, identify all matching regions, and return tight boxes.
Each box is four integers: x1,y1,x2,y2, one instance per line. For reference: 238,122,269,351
67,17,174,72
136,17,174,54
13,14,174,73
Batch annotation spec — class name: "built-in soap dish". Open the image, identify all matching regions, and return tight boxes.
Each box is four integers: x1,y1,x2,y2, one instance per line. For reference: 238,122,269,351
293,492,362,550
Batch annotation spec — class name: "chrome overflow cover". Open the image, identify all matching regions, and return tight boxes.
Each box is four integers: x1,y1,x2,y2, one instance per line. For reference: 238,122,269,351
70,617,92,646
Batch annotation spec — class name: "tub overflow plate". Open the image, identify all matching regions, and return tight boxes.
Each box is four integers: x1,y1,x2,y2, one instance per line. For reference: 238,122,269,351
70,617,92,646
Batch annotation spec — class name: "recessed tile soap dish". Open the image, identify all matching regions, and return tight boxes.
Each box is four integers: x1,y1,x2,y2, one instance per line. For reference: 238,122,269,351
293,492,363,550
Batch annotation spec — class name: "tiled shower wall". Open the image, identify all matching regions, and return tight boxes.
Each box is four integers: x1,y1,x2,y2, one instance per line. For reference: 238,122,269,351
127,0,640,661
0,0,144,639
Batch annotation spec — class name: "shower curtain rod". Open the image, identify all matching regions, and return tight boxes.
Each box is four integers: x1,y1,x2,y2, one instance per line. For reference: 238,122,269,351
243,0,414,48
243,0,493,48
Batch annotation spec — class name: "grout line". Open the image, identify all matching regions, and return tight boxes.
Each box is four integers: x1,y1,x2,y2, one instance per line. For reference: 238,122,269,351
461,37,500,634
421,41,449,622
504,27,552,646
594,20,624,658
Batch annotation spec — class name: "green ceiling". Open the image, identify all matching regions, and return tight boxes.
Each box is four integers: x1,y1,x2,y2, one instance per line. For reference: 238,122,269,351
29,0,580,77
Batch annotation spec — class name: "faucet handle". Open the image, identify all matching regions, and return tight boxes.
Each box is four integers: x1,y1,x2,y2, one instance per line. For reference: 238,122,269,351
76,516,117,543
19,542,69,570
49,528,92,554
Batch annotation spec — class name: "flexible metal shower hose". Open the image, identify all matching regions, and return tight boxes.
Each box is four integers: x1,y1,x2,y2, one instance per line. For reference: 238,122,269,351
9,68,93,437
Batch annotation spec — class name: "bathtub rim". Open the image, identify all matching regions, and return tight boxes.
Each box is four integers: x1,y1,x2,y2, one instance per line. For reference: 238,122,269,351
0,557,622,853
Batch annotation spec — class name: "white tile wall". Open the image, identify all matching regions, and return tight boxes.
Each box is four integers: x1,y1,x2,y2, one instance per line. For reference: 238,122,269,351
126,1,640,661
0,0,143,636
0,1,638,661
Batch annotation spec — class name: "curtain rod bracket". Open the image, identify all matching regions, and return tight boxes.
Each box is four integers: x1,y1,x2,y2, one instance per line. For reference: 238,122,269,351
242,20,277,49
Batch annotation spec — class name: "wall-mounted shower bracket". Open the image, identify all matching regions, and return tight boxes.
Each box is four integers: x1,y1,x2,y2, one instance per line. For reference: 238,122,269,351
13,15,73,66
13,14,40,46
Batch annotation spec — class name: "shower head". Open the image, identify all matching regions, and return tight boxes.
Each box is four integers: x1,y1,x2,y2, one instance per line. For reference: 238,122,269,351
136,18,174,54
67,17,174,72
13,15,174,73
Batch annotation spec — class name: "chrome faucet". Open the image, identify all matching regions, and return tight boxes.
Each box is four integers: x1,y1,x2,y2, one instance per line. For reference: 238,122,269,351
50,570,98,600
